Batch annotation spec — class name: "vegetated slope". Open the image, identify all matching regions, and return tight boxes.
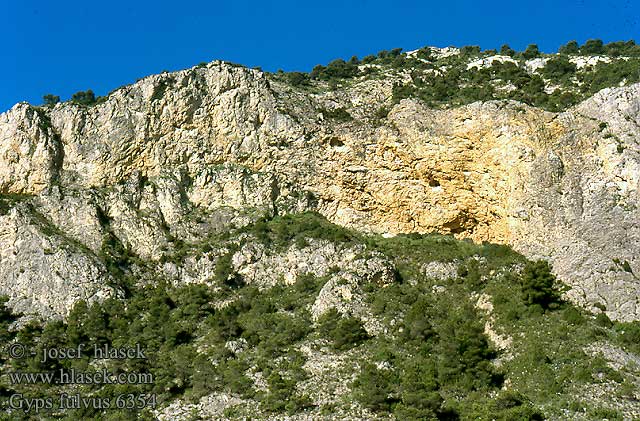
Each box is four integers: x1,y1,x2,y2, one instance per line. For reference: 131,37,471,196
272,40,640,112
0,40,639,419
0,213,638,420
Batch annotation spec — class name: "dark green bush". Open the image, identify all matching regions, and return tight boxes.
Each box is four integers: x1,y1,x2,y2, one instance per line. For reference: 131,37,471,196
558,40,579,55
520,261,562,309
215,252,242,288
318,309,369,350
0,296,16,342
457,258,482,289
220,358,254,397
578,58,640,94
321,107,353,122
541,56,577,80
616,321,640,353
595,312,613,328
562,307,585,325
416,47,434,61
500,44,516,57
373,106,390,123
460,46,481,57
401,297,435,342
604,40,640,57
286,71,310,86
394,359,442,419
71,89,97,105
362,54,376,63
523,44,541,59
588,407,622,420
462,391,545,420
310,58,359,81
0,194,30,215
352,362,397,411
260,368,312,414
42,94,60,106
580,39,605,55
435,303,499,390
242,212,356,248
241,310,309,354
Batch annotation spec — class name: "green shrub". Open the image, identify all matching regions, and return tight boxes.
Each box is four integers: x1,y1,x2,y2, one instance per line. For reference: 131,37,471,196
578,58,640,94
616,321,640,353
262,372,293,411
394,359,442,419
416,47,434,60
460,46,481,57
604,40,640,57
71,89,97,105
541,56,577,80
286,72,310,87
242,212,357,249
457,258,482,289
463,391,545,420
310,58,359,81
401,297,435,342
523,44,541,59
352,362,397,411
520,261,562,309
0,296,16,342
595,312,613,328
580,39,605,55
0,194,30,215
42,94,60,106
373,106,390,123
435,303,499,390
241,310,309,354
318,309,369,350
321,107,353,122
499,44,516,57
562,307,585,325
558,40,579,55
215,251,244,288
208,298,248,340
362,54,376,63
587,407,622,420
260,370,312,414
220,358,254,397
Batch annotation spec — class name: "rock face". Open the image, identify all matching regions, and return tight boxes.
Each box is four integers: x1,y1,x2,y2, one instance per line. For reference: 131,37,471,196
0,61,638,320
0,202,114,318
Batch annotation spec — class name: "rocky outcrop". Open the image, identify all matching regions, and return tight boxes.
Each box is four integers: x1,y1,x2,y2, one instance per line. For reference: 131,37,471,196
0,202,114,318
0,106,62,194
0,61,638,320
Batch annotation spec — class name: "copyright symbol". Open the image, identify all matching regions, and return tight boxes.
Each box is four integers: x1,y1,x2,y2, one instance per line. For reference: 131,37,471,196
8,343,26,359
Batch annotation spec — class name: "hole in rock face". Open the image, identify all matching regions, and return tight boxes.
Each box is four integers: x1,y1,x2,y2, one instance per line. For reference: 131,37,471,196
428,177,440,187
329,137,344,147
443,212,477,235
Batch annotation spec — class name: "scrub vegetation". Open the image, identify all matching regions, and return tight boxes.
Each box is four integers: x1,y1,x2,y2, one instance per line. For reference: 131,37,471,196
272,38,640,112
0,212,637,420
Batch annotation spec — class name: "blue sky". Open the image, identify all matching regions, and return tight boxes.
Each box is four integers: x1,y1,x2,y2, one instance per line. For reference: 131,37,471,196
2,0,638,112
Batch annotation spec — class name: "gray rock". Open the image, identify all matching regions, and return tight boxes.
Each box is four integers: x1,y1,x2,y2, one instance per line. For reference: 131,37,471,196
0,203,114,318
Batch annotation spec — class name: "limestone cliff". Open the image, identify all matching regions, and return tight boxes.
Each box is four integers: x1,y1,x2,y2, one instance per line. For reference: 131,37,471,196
0,60,638,321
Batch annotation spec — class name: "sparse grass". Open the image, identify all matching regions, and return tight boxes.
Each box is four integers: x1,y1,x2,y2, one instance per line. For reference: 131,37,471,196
0,193,31,215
